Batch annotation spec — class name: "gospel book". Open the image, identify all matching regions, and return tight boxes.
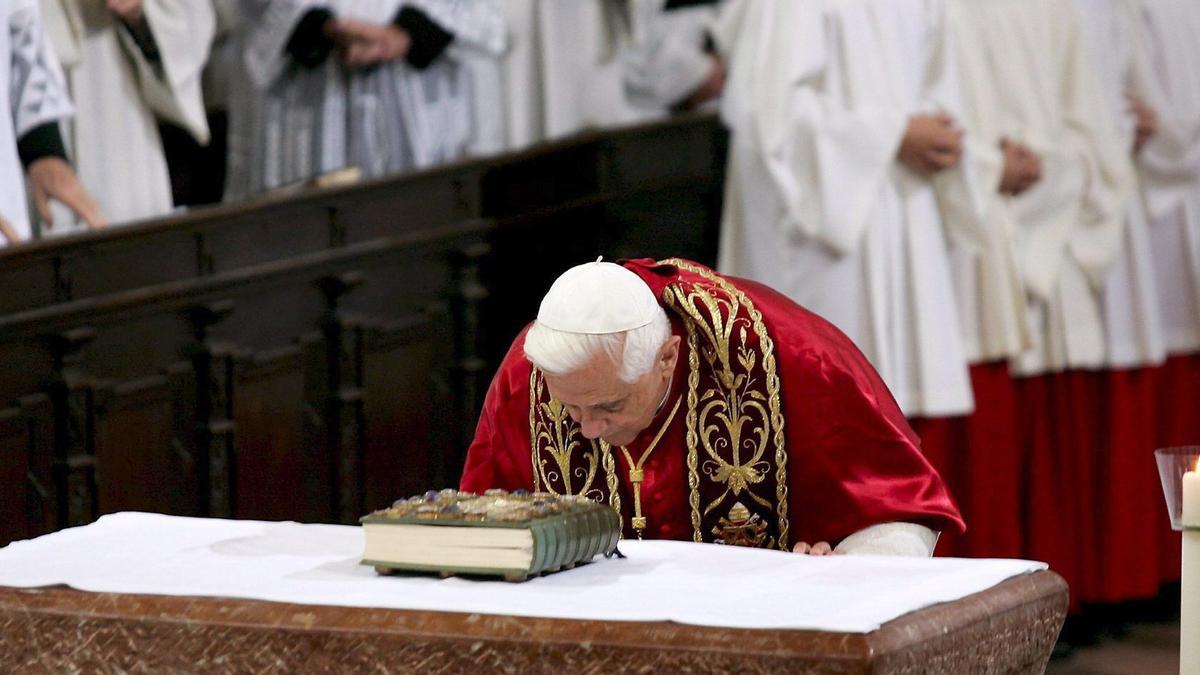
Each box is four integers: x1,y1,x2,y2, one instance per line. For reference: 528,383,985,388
361,489,621,581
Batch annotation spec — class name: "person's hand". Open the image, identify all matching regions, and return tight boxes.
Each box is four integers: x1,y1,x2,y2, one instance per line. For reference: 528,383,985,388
27,157,107,230
681,56,726,110
327,19,411,68
106,0,144,25
998,138,1042,196
0,213,21,245
897,113,963,175
792,541,835,556
1128,93,1158,154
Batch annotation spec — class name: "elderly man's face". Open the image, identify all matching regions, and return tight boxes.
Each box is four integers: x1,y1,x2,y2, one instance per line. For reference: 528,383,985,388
543,336,679,447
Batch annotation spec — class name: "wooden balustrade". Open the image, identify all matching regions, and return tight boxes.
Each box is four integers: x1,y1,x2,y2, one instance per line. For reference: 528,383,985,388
0,113,727,545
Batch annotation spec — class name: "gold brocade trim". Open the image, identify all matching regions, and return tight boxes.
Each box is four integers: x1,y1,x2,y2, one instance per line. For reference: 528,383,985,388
601,442,623,533
529,369,599,497
683,326,703,542
529,369,622,531
660,258,790,551
530,368,540,492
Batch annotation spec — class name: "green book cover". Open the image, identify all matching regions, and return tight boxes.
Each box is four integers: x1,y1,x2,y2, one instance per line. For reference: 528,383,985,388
361,489,620,581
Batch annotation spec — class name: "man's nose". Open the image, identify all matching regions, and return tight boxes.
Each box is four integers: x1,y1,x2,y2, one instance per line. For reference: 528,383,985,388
577,411,607,439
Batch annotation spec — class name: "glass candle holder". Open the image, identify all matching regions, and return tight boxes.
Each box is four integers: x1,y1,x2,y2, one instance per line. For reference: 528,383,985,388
1155,446,1200,531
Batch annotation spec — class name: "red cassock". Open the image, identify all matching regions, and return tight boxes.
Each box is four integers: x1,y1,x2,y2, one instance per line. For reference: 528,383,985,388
460,259,964,549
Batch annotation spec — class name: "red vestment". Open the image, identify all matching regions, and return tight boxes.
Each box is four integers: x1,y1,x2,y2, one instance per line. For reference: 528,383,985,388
460,259,964,548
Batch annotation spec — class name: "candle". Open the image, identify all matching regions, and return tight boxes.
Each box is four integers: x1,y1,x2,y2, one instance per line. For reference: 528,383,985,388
1183,461,1200,675
1185,466,1200,527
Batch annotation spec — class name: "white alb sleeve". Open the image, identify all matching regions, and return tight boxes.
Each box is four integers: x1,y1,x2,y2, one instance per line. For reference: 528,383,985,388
834,522,939,557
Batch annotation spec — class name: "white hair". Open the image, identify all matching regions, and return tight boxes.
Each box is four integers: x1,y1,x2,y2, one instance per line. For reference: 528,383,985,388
524,307,672,383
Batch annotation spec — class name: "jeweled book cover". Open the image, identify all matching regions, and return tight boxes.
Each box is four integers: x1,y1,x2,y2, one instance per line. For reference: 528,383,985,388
361,489,621,581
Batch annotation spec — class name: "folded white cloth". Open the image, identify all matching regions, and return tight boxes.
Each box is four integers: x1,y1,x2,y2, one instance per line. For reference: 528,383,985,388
0,512,1046,633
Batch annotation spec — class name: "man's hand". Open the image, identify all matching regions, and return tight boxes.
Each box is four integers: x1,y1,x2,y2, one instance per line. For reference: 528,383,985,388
0,213,21,245
681,56,726,111
27,157,107,230
106,0,144,25
792,541,835,556
327,19,411,68
1128,93,1158,154
897,113,963,175
998,138,1042,196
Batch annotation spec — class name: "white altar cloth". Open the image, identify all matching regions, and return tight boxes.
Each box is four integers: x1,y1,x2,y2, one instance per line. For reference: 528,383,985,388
0,512,1046,633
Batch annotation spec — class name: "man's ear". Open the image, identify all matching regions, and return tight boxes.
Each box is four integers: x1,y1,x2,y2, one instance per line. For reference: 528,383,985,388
659,335,681,373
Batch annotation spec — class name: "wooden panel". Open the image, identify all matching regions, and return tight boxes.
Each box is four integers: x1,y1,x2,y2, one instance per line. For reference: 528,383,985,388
343,254,452,322
64,234,198,300
600,183,722,267
213,284,326,356
0,342,56,413
0,408,33,543
205,207,331,274
481,143,601,218
17,391,56,538
602,113,723,190
232,343,323,522
93,368,197,517
361,315,446,511
0,260,57,314
77,315,193,384
335,167,483,242
480,206,608,366
0,229,196,315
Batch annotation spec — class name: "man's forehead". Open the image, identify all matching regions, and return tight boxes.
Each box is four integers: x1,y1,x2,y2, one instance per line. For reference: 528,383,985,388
543,370,627,406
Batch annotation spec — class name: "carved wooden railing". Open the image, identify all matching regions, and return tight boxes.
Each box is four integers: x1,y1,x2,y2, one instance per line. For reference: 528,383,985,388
0,113,726,545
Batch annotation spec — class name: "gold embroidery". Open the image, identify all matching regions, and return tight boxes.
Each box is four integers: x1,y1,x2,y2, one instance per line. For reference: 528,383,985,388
601,441,623,533
530,368,540,492
712,501,771,548
526,260,790,550
661,258,790,551
682,322,704,542
529,368,623,532
529,370,599,497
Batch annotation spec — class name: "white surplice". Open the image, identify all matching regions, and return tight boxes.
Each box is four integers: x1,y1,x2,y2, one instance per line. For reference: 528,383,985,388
622,0,721,113
945,0,1131,376
717,0,974,417
935,4,1029,365
500,0,650,151
39,0,214,231
226,0,505,201
0,0,72,243
1133,0,1200,355
1076,0,1166,369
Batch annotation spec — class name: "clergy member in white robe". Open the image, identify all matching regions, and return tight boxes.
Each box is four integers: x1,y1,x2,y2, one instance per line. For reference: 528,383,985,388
1,0,102,245
717,0,976,417
622,0,725,114
1132,0,1200,355
944,0,1131,376
933,7,1033,367
38,0,214,231
226,0,504,200
500,0,650,151
1076,0,1167,369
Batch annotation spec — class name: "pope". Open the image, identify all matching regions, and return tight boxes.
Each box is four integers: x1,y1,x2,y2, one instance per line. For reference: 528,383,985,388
460,258,964,555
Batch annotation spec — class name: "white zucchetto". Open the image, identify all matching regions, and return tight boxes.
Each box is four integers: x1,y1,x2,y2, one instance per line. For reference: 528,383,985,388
536,259,658,334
